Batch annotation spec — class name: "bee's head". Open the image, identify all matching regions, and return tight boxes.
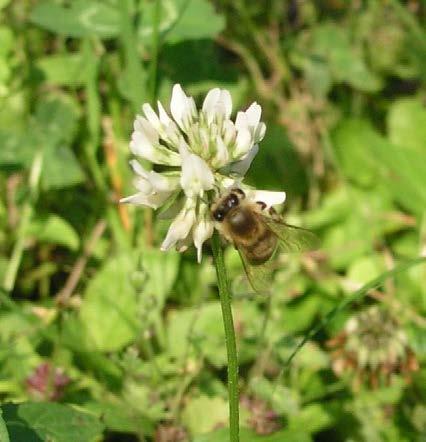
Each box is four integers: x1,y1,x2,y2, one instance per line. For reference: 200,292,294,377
211,188,245,222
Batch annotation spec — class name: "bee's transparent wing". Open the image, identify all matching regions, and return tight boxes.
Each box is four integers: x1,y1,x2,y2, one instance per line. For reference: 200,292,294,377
237,246,276,294
262,216,320,253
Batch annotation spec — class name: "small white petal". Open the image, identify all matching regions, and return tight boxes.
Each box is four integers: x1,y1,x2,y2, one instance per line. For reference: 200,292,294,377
180,153,214,197
202,88,232,123
130,133,181,166
119,191,172,209
202,88,220,117
142,103,161,132
245,102,262,127
211,135,230,168
229,144,258,176
234,127,252,158
170,84,196,130
222,120,236,146
235,111,248,132
248,189,286,207
193,218,214,263
254,122,266,143
161,203,196,251
129,160,178,193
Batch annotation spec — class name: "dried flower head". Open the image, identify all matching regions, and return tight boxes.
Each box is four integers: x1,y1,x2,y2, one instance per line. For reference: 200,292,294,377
327,305,419,389
121,84,286,261
26,362,70,400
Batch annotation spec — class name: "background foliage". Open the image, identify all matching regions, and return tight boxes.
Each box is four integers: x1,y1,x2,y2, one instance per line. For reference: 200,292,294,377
0,0,426,441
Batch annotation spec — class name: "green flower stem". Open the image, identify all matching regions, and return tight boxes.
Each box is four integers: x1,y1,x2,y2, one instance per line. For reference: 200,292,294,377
211,231,239,442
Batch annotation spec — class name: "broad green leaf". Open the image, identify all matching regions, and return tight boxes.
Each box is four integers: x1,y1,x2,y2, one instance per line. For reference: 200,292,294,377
193,428,257,442
167,302,226,367
84,401,154,434
332,119,381,187
80,254,138,352
35,96,80,145
294,23,382,92
0,0,11,10
347,255,386,286
0,130,35,168
1,402,104,442
193,428,311,442
249,377,300,416
181,395,228,435
0,409,10,442
288,403,333,434
30,1,120,38
167,301,260,367
41,144,85,190
387,98,426,153
0,26,14,56
332,118,426,215
28,214,80,251
165,0,225,44
36,53,89,86
142,248,180,307
312,24,382,92
140,0,225,45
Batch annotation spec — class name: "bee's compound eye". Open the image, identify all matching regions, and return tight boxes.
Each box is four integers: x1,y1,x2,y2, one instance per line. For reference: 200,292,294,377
213,209,225,222
228,194,239,208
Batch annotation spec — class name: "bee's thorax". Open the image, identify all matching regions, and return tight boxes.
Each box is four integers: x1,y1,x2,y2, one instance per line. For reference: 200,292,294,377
227,207,257,236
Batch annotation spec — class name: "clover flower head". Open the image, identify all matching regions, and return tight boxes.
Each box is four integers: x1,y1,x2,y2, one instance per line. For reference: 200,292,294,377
121,84,286,261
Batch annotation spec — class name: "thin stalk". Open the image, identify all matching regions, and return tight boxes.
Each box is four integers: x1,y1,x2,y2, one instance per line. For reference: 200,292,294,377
3,151,43,292
149,0,161,104
211,232,239,442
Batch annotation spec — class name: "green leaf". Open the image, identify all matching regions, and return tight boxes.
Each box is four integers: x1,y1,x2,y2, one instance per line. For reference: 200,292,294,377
288,403,333,434
30,1,120,38
165,0,225,44
387,98,426,153
293,23,381,92
142,248,180,308
181,395,228,435
80,254,138,352
0,409,10,442
1,402,104,442
332,119,381,187
0,26,14,56
35,96,80,145
28,214,80,251
84,401,154,434
193,427,311,442
41,144,85,190
167,302,226,367
0,129,35,168
347,255,386,286
36,53,89,86
332,118,426,215
193,428,256,442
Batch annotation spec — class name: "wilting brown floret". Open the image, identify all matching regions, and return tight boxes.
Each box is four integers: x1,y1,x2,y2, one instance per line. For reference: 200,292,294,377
241,394,281,435
154,424,188,442
327,305,419,390
26,362,70,400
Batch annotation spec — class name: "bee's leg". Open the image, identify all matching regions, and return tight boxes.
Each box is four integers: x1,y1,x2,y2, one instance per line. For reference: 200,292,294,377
233,188,246,199
268,206,280,221
256,201,267,211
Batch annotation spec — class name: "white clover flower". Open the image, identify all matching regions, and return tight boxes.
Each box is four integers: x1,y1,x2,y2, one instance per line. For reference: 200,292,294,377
121,84,285,262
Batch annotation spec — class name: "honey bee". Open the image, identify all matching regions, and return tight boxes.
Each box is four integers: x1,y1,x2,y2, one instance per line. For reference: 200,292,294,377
211,188,319,292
